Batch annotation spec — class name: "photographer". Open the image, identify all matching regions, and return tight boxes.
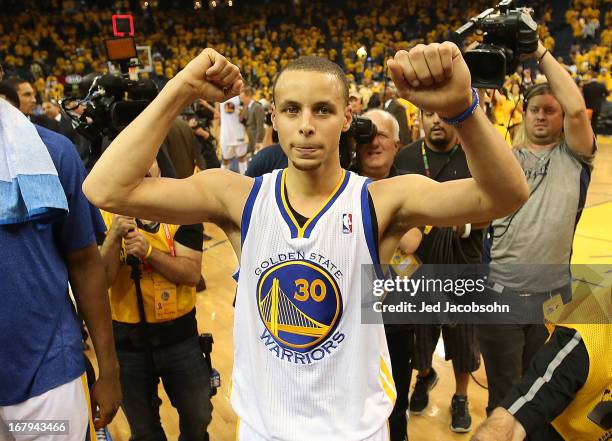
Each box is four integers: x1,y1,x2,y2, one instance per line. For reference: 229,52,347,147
350,109,420,441
186,99,220,169
99,159,211,441
42,98,78,142
165,117,209,177
480,35,595,414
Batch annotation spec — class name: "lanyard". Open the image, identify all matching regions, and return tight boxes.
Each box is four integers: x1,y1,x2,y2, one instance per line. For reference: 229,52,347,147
421,141,459,180
162,223,176,257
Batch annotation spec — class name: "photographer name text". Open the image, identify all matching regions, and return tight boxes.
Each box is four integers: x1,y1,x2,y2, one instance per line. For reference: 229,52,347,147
372,301,509,313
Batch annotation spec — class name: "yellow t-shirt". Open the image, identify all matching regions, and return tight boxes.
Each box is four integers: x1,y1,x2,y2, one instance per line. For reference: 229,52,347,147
101,211,196,324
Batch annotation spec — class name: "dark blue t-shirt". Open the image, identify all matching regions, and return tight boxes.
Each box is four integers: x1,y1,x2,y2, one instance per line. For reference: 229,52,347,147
0,126,105,405
245,144,287,177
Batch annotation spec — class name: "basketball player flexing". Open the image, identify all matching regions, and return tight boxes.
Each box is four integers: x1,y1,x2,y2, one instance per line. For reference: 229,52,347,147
84,44,528,440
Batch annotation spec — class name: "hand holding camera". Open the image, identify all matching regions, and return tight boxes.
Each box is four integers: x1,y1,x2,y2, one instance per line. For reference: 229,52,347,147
187,116,211,139
520,40,547,63
110,215,150,260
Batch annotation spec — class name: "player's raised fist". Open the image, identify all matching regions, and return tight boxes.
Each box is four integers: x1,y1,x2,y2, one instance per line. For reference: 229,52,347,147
387,42,473,119
177,48,243,103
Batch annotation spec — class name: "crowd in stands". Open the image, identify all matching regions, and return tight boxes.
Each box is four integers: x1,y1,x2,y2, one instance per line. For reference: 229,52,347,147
0,0,610,143
1,2,610,441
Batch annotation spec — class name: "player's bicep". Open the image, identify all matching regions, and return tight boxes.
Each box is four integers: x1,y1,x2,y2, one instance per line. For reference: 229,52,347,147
372,175,493,232
111,168,252,227
403,177,492,227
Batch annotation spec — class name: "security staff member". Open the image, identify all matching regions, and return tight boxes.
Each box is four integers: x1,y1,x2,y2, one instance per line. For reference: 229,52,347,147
472,323,612,441
99,159,211,441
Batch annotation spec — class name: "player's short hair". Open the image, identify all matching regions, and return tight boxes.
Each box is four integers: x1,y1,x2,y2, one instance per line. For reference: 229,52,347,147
273,56,349,105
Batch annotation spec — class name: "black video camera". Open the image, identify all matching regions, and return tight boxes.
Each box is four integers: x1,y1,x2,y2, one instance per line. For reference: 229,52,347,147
454,0,539,89
62,37,158,165
66,74,158,143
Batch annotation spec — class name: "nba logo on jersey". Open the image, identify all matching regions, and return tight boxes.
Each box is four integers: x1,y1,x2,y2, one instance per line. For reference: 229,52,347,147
342,213,352,234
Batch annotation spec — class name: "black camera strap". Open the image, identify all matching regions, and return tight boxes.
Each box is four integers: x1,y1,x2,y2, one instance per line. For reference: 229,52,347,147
128,257,147,324
129,222,173,329
125,254,152,349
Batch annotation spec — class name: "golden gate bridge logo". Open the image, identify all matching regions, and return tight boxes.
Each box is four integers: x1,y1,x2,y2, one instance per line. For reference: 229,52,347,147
257,261,342,351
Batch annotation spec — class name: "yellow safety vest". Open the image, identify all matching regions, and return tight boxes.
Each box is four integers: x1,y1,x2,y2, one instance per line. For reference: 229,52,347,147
101,210,196,324
551,323,612,441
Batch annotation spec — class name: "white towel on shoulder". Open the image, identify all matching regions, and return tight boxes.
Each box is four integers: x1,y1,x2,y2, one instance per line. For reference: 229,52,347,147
0,98,68,224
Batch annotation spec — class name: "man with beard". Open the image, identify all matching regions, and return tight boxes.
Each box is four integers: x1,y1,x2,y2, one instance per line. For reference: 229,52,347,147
394,110,485,433
478,39,595,416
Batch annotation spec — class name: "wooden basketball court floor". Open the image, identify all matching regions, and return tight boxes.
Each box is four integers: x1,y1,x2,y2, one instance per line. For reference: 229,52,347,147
99,136,612,441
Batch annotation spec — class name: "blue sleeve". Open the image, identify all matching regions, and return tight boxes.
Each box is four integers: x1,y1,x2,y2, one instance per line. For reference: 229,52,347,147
245,150,269,177
37,127,106,254
245,144,287,177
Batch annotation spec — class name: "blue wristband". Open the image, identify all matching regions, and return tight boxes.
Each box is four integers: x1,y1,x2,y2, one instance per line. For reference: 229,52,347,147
440,88,479,126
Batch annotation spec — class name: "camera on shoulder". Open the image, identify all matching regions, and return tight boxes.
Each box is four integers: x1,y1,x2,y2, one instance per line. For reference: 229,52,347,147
454,0,539,89
61,36,158,168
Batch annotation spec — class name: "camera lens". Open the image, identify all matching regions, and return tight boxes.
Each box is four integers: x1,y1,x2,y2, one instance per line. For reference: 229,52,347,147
465,49,507,89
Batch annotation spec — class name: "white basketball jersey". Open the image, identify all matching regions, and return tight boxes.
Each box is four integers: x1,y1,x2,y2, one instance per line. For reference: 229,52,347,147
220,95,247,148
232,168,395,440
